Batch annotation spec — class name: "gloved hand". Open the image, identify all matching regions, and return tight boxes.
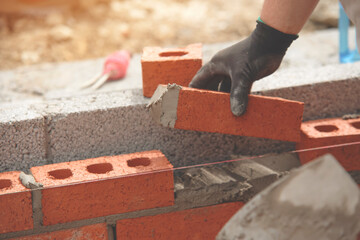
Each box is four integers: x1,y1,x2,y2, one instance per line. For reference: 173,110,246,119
189,20,298,116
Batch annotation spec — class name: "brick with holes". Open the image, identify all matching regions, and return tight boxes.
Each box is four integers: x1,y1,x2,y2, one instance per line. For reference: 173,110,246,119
296,118,360,171
0,171,33,234
30,150,174,225
141,43,202,97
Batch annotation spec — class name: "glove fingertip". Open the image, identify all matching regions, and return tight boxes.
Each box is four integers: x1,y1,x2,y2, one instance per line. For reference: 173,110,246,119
188,68,206,88
230,96,248,117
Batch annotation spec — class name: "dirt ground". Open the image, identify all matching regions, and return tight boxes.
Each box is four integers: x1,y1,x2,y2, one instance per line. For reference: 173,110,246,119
0,0,337,70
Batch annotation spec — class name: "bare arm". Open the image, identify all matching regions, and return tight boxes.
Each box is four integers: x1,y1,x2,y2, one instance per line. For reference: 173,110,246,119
261,0,319,34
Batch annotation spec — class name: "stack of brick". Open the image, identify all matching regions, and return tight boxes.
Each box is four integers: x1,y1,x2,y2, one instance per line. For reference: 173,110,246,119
0,150,244,239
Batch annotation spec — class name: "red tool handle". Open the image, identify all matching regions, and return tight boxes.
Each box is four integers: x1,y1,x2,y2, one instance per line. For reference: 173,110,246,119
102,50,131,81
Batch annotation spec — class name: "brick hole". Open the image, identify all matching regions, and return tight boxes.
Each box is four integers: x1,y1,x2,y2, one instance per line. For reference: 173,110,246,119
127,158,151,167
48,169,73,180
350,121,360,129
314,125,339,132
86,163,113,174
0,179,12,190
159,51,188,57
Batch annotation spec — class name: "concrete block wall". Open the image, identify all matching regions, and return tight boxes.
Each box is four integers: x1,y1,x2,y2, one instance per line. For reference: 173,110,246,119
253,63,360,121
0,89,295,172
1,61,359,172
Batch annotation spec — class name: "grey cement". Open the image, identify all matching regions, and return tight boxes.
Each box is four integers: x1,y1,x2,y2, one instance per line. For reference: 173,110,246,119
31,189,43,228
217,154,360,240
147,84,181,128
19,172,43,189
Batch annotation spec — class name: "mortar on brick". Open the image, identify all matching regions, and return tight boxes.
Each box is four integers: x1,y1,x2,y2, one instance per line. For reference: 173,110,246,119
19,172,43,189
147,83,181,128
31,189,43,228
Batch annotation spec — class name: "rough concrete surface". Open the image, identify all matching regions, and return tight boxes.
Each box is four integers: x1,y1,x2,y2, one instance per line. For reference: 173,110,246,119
0,105,47,172
217,154,360,240
254,65,360,121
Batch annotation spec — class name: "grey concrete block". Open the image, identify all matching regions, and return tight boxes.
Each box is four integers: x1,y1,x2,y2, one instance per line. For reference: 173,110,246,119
0,104,47,172
253,63,360,121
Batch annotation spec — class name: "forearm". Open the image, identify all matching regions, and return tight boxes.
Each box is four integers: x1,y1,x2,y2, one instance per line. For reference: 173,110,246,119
260,0,319,34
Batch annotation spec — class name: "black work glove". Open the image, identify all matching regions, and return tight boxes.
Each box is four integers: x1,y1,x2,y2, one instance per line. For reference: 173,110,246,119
189,21,298,116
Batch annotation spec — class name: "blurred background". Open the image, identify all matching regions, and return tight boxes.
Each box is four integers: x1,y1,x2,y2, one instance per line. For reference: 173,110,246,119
0,0,337,70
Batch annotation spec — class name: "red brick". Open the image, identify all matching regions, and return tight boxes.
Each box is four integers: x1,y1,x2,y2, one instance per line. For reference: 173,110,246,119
174,86,304,142
117,202,243,240
296,118,360,171
0,171,33,234
141,43,202,97
31,150,174,225
12,223,108,240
